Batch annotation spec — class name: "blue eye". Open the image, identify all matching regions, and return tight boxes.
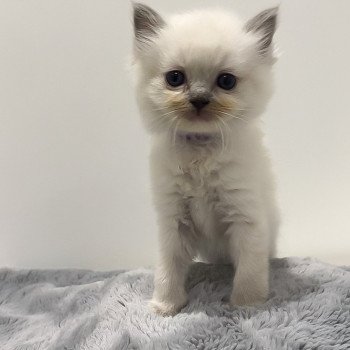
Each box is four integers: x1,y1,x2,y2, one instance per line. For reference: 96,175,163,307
165,70,185,87
217,73,237,90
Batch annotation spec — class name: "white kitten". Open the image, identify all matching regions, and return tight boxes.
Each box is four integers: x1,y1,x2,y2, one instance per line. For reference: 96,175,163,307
133,3,279,316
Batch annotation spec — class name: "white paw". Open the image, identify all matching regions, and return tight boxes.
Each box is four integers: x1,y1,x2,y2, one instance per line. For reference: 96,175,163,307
230,285,268,307
150,298,187,316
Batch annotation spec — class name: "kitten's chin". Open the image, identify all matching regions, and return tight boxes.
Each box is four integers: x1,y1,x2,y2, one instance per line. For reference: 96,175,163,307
175,118,218,134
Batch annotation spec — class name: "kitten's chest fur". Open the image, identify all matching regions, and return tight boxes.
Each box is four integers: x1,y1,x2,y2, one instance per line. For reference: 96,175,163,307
177,153,220,198
172,148,232,262
174,148,226,239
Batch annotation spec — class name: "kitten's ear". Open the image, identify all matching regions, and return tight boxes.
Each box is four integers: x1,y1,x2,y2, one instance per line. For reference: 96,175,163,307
245,7,278,55
133,3,165,50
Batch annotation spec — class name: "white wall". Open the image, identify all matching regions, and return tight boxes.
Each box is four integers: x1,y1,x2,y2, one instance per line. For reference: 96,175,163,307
0,0,349,270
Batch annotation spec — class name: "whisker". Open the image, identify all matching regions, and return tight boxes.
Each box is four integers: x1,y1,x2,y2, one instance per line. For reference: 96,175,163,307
154,112,178,132
217,117,229,154
216,110,248,123
215,120,225,154
215,100,248,111
154,106,188,113
172,118,181,147
159,110,182,118
218,116,230,134
217,105,246,111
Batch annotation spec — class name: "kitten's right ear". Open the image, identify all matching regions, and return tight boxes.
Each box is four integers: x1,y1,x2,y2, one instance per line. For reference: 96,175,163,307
133,3,165,50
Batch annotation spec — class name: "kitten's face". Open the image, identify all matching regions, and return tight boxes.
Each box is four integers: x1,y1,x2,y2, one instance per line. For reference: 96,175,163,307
133,5,277,135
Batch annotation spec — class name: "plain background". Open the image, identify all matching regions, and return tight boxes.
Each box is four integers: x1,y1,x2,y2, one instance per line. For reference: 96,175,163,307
0,0,349,270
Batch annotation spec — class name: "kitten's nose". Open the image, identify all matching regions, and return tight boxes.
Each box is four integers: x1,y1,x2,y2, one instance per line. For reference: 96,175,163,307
190,97,210,112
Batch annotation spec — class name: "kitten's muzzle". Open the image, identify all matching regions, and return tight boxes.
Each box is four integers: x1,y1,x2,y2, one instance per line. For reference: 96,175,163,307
189,97,210,112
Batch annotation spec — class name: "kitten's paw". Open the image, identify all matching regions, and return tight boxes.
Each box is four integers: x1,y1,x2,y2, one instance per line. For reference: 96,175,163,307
229,286,268,307
150,298,187,316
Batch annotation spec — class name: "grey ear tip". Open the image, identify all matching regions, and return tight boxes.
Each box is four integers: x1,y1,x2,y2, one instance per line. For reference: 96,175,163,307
269,6,279,14
261,6,279,20
266,6,279,22
132,2,144,9
132,2,154,13
133,2,165,43
132,2,150,16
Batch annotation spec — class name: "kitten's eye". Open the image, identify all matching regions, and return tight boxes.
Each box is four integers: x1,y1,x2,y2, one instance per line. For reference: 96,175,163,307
165,70,185,87
217,73,237,90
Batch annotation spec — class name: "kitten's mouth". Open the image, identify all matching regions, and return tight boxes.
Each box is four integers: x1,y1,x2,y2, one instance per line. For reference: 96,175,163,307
176,131,219,144
173,109,220,137
184,109,214,122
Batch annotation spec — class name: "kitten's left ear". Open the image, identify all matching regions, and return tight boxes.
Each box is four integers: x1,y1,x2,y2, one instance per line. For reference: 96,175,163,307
133,3,165,50
245,7,278,55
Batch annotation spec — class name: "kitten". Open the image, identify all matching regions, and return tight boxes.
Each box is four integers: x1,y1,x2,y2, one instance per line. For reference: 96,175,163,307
132,3,279,316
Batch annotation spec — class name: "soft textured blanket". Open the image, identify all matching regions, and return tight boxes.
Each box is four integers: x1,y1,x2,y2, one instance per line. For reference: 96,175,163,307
0,257,349,350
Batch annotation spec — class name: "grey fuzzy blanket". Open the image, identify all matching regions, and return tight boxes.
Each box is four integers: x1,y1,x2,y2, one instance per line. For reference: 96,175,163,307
0,258,349,350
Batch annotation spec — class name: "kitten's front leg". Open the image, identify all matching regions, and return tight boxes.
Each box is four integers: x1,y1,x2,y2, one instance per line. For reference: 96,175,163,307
228,222,269,307
150,214,194,316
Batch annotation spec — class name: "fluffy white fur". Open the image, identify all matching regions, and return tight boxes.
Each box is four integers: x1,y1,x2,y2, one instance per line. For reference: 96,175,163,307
133,4,279,316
